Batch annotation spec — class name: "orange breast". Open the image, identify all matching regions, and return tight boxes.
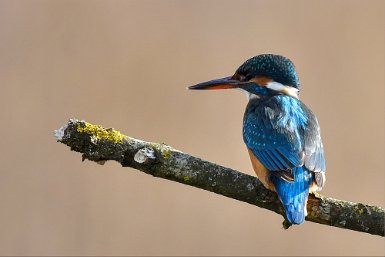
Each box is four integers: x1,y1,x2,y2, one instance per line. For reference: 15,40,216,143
247,149,276,191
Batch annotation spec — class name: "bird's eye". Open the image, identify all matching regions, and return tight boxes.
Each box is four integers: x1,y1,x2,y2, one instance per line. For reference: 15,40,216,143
239,75,246,81
233,73,252,82
232,73,244,81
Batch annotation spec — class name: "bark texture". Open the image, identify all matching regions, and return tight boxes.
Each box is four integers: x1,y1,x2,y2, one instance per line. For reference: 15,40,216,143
55,119,385,237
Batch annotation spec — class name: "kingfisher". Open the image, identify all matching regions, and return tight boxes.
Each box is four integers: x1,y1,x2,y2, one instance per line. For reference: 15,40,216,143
188,54,326,224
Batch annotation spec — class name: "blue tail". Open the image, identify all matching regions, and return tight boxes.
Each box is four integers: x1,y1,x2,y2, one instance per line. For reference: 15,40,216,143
270,167,313,224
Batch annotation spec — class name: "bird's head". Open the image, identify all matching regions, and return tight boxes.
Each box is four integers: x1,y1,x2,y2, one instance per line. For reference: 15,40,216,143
189,54,300,99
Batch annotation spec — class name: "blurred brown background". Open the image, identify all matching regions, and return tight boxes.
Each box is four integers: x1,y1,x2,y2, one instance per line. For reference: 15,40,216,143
0,0,384,256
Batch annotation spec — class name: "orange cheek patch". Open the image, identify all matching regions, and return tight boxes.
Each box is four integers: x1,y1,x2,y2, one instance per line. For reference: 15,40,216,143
249,76,273,86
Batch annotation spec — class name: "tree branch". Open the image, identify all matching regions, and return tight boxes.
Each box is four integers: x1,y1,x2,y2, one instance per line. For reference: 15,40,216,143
54,119,385,237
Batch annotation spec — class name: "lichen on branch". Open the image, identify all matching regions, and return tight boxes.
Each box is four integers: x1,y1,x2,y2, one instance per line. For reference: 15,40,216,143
55,119,385,237
76,121,127,143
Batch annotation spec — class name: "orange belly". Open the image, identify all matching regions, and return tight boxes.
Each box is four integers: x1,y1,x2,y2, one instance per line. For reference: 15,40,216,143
247,149,276,191
309,181,322,193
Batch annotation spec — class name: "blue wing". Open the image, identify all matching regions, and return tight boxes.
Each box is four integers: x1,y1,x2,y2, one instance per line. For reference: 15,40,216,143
243,95,326,224
302,106,326,173
243,95,325,183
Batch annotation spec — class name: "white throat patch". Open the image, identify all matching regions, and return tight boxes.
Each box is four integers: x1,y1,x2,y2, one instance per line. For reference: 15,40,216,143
266,82,299,99
238,88,260,100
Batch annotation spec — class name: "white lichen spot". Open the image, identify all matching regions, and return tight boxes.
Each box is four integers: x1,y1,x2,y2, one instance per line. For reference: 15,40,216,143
90,135,98,144
54,125,67,141
246,183,254,191
174,155,189,167
134,147,156,163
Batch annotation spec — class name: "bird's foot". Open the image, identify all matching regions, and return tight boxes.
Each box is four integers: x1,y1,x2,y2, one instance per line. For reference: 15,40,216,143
282,219,292,230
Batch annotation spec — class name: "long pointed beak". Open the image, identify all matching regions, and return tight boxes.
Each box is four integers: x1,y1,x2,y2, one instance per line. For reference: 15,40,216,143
188,76,243,90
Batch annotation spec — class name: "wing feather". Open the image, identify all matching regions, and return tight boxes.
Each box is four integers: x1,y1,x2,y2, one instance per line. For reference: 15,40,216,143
243,95,326,185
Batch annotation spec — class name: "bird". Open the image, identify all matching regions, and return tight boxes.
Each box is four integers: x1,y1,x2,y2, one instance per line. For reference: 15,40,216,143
188,54,326,224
